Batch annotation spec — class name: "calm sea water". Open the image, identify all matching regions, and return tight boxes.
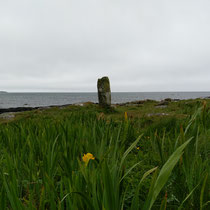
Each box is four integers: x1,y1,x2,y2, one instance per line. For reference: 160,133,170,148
0,92,210,108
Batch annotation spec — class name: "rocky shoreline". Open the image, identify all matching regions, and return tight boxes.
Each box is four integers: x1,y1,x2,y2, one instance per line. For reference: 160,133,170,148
0,104,72,115
0,107,37,114
0,96,210,115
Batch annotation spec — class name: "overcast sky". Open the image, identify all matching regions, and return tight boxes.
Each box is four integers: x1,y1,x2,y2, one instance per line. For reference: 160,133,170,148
0,0,209,92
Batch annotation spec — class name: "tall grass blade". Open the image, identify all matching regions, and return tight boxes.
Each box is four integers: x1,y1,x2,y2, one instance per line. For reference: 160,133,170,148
143,138,192,210
200,173,208,210
178,182,200,210
102,161,117,210
3,176,23,210
120,161,142,183
119,134,143,171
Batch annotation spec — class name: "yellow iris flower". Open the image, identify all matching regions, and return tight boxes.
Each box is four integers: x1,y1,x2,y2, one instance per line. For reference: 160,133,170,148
82,153,95,166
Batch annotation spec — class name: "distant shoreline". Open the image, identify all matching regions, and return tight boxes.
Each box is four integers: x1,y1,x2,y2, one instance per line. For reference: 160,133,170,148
1,97,210,115
0,92,210,110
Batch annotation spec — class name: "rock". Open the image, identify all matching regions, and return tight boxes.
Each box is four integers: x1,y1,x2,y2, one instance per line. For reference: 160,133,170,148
0,107,36,114
155,105,167,108
156,101,169,106
164,98,172,102
0,112,15,120
147,113,169,117
97,76,111,107
73,102,84,106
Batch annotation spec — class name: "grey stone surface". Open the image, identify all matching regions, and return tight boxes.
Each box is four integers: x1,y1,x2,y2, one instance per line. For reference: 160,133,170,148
0,112,15,120
97,76,111,107
155,105,167,108
147,113,169,117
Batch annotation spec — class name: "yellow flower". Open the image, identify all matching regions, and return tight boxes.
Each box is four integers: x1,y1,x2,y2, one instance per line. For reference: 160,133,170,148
124,112,128,121
82,153,95,166
136,147,140,150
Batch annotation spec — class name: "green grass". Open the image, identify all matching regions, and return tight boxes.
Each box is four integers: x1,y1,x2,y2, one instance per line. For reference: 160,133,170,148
0,99,209,209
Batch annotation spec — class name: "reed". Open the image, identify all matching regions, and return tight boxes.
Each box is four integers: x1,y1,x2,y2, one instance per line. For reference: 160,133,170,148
0,105,209,209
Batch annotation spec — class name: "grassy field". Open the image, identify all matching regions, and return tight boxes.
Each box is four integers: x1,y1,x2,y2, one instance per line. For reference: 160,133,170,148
0,99,209,209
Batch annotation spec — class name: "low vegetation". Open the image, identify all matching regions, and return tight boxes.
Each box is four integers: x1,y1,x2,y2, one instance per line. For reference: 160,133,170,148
0,99,209,209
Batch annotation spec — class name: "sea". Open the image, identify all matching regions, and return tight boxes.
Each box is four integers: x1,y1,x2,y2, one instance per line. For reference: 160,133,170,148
0,92,210,109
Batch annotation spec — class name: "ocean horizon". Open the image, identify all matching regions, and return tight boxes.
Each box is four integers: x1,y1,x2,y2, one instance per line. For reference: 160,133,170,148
0,92,210,109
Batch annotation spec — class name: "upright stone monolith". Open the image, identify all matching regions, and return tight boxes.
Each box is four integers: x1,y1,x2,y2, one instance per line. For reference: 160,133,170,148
97,76,111,107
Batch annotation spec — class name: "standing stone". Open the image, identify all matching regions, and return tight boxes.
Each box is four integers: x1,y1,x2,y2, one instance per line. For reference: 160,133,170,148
97,76,111,107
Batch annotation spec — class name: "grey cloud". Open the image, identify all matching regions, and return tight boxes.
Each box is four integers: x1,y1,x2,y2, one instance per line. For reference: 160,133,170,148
0,0,210,91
